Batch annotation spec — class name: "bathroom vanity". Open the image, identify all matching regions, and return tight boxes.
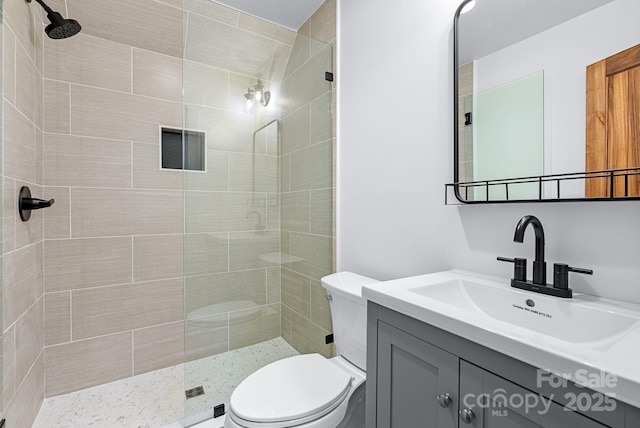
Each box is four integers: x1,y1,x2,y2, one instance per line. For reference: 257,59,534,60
363,271,640,428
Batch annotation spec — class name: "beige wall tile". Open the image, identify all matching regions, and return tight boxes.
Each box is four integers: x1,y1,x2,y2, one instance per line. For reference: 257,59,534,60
44,34,132,92
267,266,281,304
237,14,296,46
281,191,310,233
309,0,336,45
290,141,332,191
184,104,254,153
71,278,184,340
70,188,183,237
310,279,332,332
4,0,39,72
185,269,266,318
183,150,229,191
4,25,17,105
70,85,182,144
283,34,310,81
287,307,333,358
4,101,36,183
185,13,277,79
3,325,16,407
132,142,183,190
184,232,229,276
133,321,184,375
269,43,292,84
310,189,332,236
185,313,228,361
43,186,70,239
228,153,278,193
310,91,333,145
44,292,71,346
281,268,311,317
67,0,184,58
281,104,310,155
45,332,133,397
4,351,44,428
44,79,70,134
4,243,43,327
229,304,280,350
184,191,265,233
285,232,332,280
133,234,183,282
266,193,280,230
44,237,132,292
280,154,290,193
229,231,280,271
183,61,229,109
282,44,332,116
133,48,183,102
44,134,132,187
16,41,43,129
183,0,239,26
15,297,44,386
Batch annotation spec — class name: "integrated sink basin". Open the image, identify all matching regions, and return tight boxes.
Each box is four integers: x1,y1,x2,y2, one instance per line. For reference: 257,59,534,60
408,278,640,344
362,270,640,407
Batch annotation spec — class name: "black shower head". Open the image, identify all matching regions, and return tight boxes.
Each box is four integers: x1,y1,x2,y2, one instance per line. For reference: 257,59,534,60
27,0,82,39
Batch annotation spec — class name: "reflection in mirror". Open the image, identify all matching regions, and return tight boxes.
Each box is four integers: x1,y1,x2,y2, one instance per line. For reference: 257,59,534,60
453,0,640,203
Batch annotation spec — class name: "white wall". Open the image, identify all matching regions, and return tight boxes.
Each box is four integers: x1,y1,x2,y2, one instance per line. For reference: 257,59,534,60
474,0,640,185
337,0,640,304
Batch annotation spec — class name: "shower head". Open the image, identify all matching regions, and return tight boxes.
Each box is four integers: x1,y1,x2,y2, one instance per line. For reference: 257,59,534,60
26,0,82,39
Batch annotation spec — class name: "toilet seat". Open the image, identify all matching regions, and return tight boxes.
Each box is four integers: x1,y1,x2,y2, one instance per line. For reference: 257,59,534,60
228,354,353,428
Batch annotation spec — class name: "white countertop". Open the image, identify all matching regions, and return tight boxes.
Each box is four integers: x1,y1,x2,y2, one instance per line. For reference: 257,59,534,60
362,269,640,408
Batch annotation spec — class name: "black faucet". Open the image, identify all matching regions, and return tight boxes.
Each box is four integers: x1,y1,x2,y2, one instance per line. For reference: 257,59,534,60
513,215,546,285
499,215,593,298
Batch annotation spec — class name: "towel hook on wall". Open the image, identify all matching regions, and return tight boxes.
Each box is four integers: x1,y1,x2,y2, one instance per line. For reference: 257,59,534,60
19,186,55,222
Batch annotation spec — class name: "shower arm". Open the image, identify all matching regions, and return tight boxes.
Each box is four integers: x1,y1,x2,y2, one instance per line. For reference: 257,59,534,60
27,0,56,15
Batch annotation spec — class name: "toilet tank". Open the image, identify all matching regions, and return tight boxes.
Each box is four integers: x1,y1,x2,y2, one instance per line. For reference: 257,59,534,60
321,272,379,371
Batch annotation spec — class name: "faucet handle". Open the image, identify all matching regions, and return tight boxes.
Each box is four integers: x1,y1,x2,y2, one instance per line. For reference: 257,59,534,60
553,263,593,290
497,257,527,282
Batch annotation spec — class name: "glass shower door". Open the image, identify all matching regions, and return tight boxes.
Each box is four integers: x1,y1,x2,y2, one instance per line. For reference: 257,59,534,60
180,2,334,423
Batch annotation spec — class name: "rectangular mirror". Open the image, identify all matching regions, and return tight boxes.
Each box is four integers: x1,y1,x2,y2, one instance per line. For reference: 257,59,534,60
453,0,640,203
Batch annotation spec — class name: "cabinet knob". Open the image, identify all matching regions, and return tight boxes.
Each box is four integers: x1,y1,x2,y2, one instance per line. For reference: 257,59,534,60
436,393,452,408
459,408,475,424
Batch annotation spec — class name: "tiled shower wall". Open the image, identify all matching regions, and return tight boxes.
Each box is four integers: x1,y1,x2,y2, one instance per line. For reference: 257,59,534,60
39,0,298,401
280,0,337,358
1,0,335,425
2,0,46,425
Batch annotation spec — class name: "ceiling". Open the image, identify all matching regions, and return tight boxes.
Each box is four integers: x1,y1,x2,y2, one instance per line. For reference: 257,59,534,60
212,0,326,30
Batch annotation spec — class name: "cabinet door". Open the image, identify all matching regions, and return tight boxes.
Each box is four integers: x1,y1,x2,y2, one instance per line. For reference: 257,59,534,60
459,361,607,428
376,321,458,428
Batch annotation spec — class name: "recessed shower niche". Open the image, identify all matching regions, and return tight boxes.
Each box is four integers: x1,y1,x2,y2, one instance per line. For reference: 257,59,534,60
161,127,206,171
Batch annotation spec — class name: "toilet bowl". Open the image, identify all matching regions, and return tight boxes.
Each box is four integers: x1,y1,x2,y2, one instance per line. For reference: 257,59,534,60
224,272,378,428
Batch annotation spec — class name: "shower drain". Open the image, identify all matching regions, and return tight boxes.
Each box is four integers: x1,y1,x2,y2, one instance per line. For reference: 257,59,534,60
185,385,205,399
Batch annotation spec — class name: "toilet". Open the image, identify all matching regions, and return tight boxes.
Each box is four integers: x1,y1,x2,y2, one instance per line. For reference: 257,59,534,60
224,272,378,428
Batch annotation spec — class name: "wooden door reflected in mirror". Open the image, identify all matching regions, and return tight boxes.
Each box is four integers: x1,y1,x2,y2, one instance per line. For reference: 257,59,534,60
586,44,640,197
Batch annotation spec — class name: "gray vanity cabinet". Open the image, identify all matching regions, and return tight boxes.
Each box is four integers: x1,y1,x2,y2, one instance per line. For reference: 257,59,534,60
376,321,458,428
459,361,603,428
366,302,638,428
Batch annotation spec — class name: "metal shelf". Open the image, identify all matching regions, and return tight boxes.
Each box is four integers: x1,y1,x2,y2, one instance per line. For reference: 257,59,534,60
445,167,640,204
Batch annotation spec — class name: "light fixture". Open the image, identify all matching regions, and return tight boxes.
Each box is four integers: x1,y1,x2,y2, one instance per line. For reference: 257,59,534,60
461,0,476,14
244,80,271,109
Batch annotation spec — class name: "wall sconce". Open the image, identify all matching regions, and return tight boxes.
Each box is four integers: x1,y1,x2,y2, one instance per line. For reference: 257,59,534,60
244,80,271,109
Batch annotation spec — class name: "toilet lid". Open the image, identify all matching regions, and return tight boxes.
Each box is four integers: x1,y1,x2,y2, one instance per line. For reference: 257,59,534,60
229,354,353,425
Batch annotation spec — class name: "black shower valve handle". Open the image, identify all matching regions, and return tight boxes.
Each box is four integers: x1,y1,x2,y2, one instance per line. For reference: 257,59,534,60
497,256,527,282
21,197,55,210
18,186,55,221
